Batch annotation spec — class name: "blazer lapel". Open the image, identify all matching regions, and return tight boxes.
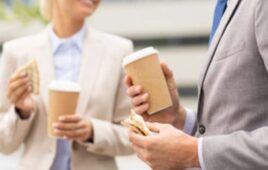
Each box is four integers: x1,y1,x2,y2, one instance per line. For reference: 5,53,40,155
34,27,103,115
198,0,241,97
34,29,55,110
196,0,241,119
76,28,104,115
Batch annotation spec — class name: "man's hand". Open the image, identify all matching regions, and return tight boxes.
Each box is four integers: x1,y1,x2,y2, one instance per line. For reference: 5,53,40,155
53,115,93,142
129,122,200,170
124,63,186,129
7,71,34,119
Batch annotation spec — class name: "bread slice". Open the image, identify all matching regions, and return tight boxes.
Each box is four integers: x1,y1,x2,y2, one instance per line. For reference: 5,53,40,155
16,59,40,95
121,109,151,136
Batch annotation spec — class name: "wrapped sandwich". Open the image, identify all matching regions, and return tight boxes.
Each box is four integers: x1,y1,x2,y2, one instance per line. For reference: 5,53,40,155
16,59,40,95
122,109,151,136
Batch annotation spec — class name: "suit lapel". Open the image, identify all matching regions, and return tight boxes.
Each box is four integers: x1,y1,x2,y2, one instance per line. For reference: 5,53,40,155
76,28,104,115
34,29,55,110
198,0,241,97
196,0,241,119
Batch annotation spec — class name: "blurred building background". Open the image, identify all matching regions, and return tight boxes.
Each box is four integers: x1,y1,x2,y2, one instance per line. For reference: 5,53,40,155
0,0,214,169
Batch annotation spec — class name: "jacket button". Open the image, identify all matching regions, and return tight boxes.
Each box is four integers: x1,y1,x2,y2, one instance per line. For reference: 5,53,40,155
199,125,206,135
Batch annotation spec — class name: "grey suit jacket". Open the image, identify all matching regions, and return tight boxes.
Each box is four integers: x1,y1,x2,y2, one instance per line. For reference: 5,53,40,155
196,0,268,169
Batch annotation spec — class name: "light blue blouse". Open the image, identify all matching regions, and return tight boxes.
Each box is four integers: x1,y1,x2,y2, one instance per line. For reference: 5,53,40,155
48,25,86,170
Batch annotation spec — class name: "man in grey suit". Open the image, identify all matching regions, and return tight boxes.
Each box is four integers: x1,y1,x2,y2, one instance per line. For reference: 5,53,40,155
124,0,268,169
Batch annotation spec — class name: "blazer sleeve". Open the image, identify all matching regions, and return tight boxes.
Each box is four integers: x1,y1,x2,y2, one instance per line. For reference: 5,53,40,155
79,41,134,156
202,128,268,170
201,1,268,169
0,43,38,154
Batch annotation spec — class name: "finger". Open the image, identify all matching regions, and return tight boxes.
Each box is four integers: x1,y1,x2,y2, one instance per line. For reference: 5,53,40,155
129,130,147,148
15,86,32,105
134,103,149,115
9,71,27,83
53,129,75,138
161,63,173,79
133,145,147,159
132,93,149,106
124,75,133,87
133,145,153,167
53,129,66,138
137,155,152,168
160,63,177,90
8,76,30,98
59,115,81,123
54,128,87,140
66,129,88,140
133,145,146,155
9,84,31,103
146,122,165,133
53,121,85,131
127,126,144,135
127,85,143,97
19,86,32,101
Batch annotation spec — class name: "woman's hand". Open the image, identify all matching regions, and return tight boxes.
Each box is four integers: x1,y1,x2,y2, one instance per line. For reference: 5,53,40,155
7,71,34,118
53,115,93,142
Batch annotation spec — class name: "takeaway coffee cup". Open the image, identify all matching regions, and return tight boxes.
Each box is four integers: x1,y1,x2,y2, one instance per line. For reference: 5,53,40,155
48,81,80,137
123,47,172,115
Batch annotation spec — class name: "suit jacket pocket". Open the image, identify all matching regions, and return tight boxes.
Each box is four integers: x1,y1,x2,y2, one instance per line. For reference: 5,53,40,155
215,42,245,62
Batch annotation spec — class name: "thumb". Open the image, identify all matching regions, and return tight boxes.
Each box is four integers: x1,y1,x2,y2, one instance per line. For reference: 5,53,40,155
124,75,133,87
161,63,177,90
146,122,166,133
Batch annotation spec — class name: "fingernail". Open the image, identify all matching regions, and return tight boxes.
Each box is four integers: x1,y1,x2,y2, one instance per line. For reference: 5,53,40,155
20,71,26,77
143,93,148,100
52,123,57,128
59,116,65,121
135,86,141,92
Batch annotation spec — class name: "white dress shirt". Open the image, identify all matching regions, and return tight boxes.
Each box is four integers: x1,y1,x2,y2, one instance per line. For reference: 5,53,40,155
183,109,206,170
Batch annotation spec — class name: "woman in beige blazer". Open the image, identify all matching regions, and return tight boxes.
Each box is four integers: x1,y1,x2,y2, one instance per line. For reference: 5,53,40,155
0,0,133,170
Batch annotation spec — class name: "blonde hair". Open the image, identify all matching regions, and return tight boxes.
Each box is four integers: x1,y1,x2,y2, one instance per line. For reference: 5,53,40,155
39,0,53,21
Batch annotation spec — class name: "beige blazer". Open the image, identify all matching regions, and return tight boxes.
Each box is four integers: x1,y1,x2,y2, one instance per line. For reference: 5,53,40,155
0,26,133,170
196,0,268,169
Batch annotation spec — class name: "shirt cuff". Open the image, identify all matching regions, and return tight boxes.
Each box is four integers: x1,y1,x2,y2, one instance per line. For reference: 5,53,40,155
183,108,196,134
198,138,206,170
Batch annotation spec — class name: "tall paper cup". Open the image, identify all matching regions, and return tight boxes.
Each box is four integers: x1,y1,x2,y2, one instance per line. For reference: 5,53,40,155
123,47,172,115
48,81,80,137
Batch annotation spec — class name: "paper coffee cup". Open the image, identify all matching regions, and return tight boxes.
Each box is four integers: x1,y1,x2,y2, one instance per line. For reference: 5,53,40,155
123,47,172,114
48,81,80,137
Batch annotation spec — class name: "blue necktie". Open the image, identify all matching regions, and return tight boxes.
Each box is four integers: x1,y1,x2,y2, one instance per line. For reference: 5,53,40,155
209,0,228,44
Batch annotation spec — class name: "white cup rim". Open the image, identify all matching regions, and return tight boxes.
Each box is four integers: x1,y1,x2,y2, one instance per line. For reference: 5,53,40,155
123,47,158,67
48,81,81,92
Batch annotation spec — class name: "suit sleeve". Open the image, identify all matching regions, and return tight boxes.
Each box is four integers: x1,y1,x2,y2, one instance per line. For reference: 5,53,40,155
201,1,268,169
0,43,37,154
79,41,134,156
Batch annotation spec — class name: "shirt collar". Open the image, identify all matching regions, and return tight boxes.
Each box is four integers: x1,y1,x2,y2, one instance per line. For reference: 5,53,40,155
49,24,86,53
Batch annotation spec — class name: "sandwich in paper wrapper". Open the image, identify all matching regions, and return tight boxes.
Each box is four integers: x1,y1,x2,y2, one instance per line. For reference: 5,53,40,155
122,109,152,136
16,59,40,95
